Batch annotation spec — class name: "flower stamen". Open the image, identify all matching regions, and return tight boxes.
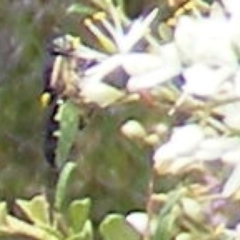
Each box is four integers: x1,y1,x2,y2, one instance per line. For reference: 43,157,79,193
84,17,116,53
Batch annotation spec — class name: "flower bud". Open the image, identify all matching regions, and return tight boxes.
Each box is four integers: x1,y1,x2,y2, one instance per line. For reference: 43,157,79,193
121,120,147,140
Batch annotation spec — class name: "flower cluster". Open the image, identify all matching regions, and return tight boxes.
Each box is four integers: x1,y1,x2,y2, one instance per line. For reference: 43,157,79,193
69,0,240,106
55,0,240,194
52,0,240,237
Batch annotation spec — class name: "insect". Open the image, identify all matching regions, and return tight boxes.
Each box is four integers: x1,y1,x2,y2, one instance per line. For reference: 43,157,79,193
41,34,81,108
41,35,82,168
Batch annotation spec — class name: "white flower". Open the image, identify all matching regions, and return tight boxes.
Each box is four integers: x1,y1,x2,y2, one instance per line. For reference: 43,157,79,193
80,80,124,107
153,124,204,164
221,0,240,17
84,8,158,53
79,46,181,104
84,54,124,78
84,52,170,78
126,212,156,235
77,9,182,106
194,137,240,161
153,124,208,174
78,52,171,106
122,53,168,76
182,64,235,97
73,1,240,107
175,16,237,67
116,9,158,53
75,45,108,61
127,43,181,92
154,123,240,175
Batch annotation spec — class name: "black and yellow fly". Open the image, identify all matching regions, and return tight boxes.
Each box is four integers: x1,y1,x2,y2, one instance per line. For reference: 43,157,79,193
41,35,80,107
41,35,81,168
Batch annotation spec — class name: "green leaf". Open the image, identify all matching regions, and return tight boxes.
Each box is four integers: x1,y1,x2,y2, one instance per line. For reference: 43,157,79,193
54,162,77,211
80,220,93,240
68,198,91,233
153,211,177,240
16,195,50,226
0,215,59,240
55,100,80,168
153,190,183,240
67,4,96,15
100,214,140,240
67,220,93,240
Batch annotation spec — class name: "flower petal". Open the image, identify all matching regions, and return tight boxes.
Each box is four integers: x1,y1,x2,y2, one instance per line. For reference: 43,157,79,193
182,64,234,97
175,16,237,66
126,44,181,92
154,124,204,162
80,81,124,107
